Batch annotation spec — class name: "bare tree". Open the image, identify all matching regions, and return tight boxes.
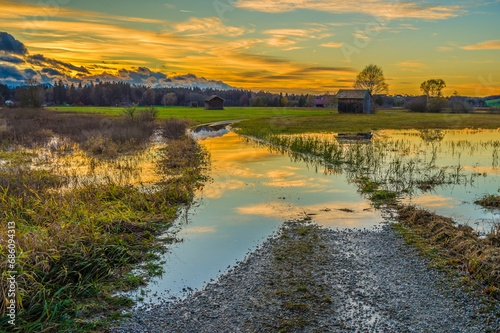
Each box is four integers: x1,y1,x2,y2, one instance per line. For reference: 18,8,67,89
353,64,388,95
420,79,446,98
162,92,177,106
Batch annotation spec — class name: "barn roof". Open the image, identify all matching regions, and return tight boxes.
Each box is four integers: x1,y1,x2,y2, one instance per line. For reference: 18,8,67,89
336,89,369,99
205,95,225,102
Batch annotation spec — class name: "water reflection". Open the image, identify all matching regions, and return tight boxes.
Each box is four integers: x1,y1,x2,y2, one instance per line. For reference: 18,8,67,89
276,129,500,230
126,128,500,306
128,131,383,306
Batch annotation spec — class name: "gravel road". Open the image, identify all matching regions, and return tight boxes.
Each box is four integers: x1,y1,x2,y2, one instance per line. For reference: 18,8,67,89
112,221,500,332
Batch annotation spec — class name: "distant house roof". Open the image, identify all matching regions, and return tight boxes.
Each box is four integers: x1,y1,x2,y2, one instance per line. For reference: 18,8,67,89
205,95,225,102
336,89,370,99
314,99,324,105
5,100,14,104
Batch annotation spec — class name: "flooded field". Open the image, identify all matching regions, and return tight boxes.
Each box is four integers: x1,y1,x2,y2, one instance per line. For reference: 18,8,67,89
128,127,500,306
279,129,500,231
127,130,383,305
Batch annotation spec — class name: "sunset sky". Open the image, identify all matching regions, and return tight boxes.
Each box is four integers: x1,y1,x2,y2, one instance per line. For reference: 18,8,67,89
0,0,499,95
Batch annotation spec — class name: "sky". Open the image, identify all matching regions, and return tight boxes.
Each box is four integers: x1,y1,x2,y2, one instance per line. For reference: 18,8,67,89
0,0,499,96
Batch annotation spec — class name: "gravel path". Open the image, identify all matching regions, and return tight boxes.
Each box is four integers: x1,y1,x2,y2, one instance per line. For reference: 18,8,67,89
112,222,500,332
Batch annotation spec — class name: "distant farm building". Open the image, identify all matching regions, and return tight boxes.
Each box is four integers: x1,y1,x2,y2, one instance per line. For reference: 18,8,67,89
205,95,225,110
336,90,371,114
189,101,199,108
314,98,325,108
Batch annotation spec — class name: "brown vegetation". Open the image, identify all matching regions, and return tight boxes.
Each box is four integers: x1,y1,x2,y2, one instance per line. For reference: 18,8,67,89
475,195,500,209
0,109,207,331
396,206,500,298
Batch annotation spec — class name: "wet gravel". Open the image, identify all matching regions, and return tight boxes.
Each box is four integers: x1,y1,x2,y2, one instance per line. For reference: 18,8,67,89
112,222,500,332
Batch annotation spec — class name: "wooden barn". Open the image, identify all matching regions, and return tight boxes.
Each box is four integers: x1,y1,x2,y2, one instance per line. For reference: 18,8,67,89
189,101,198,108
204,95,225,110
336,90,371,114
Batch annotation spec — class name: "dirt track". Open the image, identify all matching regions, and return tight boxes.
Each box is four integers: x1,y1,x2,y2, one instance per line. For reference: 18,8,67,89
112,222,500,332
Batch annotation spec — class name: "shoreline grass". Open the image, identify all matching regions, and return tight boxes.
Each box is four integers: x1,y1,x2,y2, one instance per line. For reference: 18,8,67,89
0,109,208,332
393,206,500,300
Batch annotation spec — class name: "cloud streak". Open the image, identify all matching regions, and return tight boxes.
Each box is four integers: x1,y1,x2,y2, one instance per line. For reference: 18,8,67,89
173,17,250,37
320,42,343,48
27,54,90,73
235,0,465,20
461,40,500,50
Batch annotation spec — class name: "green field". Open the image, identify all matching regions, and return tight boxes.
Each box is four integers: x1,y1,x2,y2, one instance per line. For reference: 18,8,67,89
47,106,332,124
45,106,500,133
486,99,500,107
235,110,500,135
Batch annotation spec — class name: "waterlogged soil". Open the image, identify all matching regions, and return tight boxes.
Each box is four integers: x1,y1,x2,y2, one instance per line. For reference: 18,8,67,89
113,221,500,332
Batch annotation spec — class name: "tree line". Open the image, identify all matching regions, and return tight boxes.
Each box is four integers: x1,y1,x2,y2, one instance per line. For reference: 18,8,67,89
0,72,491,111
0,80,329,108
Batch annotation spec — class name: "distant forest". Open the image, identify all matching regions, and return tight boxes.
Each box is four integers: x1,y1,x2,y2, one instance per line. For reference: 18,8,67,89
0,81,320,108
0,80,492,108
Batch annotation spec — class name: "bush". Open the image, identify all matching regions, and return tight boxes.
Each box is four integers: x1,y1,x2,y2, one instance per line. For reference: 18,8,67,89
161,118,192,140
427,97,449,113
138,106,158,122
122,103,137,120
449,99,473,113
405,96,427,113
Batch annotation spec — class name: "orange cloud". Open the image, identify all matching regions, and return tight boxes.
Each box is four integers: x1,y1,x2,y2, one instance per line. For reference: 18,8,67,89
263,29,311,37
320,42,343,48
437,46,453,52
0,0,168,24
397,61,426,67
461,40,500,50
173,17,250,37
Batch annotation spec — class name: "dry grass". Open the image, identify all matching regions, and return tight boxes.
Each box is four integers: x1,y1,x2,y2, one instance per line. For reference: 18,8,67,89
396,206,500,298
0,111,207,331
0,108,156,154
160,118,193,140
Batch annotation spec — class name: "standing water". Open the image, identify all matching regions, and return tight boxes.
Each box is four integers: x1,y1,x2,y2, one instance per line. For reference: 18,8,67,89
126,127,500,306
127,130,383,306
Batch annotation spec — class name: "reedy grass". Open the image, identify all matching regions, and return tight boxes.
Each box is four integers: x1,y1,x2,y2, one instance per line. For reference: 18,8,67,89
0,112,208,332
238,130,482,201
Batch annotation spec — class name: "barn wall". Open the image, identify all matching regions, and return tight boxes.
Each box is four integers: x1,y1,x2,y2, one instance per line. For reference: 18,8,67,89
205,99,224,110
338,98,364,113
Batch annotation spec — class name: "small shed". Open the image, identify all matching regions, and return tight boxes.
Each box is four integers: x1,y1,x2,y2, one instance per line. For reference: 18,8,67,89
205,95,224,110
189,101,199,108
336,89,371,114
